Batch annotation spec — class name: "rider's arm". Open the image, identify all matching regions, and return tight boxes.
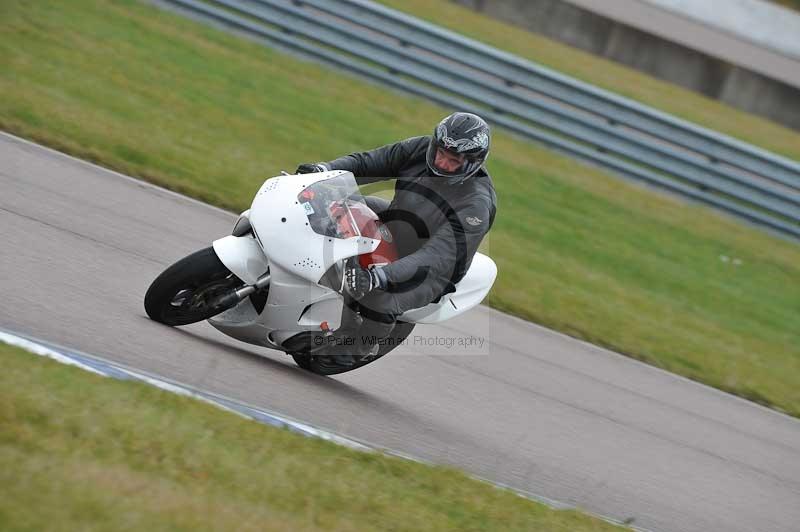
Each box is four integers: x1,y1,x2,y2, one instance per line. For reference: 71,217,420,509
319,137,427,185
380,199,493,294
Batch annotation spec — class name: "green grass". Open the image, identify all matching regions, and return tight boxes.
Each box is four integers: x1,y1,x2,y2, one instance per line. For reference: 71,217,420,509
1,0,800,416
376,0,800,162
773,0,800,12
0,342,624,531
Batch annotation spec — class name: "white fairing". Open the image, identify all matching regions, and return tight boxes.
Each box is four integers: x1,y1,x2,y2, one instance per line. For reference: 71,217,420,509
212,234,268,285
248,171,379,284
208,171,375,347
400,252,497,324
206,171,497,351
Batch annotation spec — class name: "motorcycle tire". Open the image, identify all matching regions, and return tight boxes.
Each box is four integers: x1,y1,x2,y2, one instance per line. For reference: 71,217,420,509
292,321,415,375
144,247,243,326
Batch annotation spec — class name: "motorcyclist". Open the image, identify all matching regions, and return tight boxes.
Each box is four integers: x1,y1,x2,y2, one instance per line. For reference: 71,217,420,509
296,112,497,361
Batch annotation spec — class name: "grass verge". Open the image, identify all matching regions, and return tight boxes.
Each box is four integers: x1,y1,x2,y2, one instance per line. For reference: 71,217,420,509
0,342,624,531
376,0,800,161
1,0,799,416
773,0,800,12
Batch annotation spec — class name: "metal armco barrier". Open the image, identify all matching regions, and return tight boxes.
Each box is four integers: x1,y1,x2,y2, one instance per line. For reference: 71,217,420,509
159,0,800,239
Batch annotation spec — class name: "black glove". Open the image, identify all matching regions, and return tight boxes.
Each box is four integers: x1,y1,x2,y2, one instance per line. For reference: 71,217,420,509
295,163,328,174
345,265,387,299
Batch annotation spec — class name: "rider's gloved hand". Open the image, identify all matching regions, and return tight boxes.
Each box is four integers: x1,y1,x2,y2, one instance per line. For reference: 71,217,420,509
295,163,328,174
345,265,387,299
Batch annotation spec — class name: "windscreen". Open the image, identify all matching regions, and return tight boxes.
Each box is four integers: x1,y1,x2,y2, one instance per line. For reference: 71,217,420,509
298,173,369,239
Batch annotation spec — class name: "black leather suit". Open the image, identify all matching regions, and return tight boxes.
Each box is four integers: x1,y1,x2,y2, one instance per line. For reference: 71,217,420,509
321,136,497,340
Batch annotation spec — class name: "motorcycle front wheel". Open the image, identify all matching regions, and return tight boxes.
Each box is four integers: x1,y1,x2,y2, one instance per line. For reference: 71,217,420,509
144,247,243,326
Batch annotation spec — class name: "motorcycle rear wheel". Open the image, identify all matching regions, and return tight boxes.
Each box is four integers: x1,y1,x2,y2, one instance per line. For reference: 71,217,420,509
292,321,415,375
144,247,243,326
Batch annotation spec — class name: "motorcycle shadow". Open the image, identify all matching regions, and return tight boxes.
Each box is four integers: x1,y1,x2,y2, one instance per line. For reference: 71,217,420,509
153,320,412,411
139,316,479,451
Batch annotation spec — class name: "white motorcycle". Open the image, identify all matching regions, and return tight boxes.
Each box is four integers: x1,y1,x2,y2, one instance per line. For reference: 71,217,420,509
144,171,497,375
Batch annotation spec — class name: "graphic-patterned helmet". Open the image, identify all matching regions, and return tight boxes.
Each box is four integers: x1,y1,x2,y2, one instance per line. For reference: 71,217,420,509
426,112,491,183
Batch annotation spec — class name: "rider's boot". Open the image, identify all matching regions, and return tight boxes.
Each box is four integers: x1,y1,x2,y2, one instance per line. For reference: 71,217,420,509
323,331,378,366
325,318,394,366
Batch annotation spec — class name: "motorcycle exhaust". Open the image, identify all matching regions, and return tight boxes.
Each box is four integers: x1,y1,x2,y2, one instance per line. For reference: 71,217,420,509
210,272,271,313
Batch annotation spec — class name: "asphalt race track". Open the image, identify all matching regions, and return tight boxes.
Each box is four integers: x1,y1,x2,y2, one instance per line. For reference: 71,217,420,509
2,133,799,532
